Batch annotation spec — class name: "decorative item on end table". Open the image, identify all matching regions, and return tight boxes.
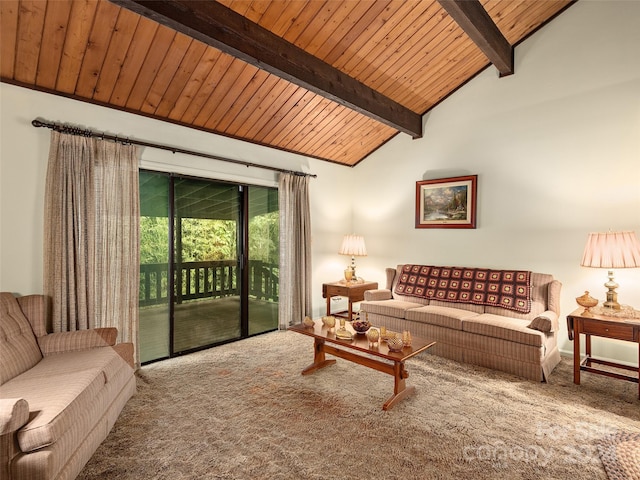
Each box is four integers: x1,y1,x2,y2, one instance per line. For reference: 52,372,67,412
339,234,367,281
343,268,353,283
576,291,598,316
580,230,640,311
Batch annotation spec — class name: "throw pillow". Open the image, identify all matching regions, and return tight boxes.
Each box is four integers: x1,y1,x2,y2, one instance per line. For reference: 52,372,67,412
527,315,553,333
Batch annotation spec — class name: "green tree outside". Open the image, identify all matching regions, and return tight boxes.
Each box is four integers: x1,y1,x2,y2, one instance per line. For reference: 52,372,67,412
141,214,278,264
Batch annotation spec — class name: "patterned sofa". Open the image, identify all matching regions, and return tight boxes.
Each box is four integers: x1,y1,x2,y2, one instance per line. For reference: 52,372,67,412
360,265,562,381
0,293,136,480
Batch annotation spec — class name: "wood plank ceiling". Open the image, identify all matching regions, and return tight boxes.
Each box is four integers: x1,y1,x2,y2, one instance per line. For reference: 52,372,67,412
1,0,574,167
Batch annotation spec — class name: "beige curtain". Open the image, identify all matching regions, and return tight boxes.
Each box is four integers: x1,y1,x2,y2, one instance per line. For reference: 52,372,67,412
44,132,96,331
44,131,140,365
278,173,312,329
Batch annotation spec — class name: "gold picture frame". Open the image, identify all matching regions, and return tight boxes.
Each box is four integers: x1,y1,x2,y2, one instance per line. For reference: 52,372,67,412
415,175,477,229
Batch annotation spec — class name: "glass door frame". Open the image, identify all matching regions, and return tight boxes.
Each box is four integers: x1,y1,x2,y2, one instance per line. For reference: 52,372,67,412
139,169,278,364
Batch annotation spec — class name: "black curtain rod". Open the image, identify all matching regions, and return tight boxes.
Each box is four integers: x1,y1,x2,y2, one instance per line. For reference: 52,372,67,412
31,118,316,178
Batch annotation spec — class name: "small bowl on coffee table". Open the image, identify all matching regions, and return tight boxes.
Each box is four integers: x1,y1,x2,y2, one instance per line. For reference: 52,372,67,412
351,319,371,334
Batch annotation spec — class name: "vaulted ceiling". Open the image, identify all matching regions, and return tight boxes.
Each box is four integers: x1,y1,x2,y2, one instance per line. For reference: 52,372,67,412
1,0,574,167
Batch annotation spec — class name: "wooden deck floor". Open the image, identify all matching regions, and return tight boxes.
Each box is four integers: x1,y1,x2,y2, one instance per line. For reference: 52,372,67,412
140,296,278,363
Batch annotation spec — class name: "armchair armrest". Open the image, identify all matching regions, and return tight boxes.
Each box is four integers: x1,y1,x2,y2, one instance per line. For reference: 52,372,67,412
364,289,393,301
37,328,118,355
0,398,29,435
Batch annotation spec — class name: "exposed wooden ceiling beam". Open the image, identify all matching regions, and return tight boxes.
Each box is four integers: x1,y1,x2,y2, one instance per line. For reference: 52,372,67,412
109,0,423,139
437,0,514,77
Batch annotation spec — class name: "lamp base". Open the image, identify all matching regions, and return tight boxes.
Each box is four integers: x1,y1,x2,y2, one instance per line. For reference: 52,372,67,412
603,300,621,311
603,269,621,311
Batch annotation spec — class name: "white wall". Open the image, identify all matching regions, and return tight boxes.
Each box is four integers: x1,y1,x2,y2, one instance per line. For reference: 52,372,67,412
1,0,639,364
351,0,640,363
0,83,354,309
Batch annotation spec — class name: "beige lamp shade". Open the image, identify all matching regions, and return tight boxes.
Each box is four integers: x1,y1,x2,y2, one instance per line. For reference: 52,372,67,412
580,230,640,310
581,231,640,268
339,235,367,257
339,235,367,282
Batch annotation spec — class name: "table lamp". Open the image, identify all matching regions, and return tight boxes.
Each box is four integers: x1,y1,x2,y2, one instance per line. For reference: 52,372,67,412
339,234,367,282
580,230,640,310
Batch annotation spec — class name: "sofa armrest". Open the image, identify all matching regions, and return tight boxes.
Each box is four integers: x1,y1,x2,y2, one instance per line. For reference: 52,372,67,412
527,310,559,333
37,328,118,355
364,289,393,301
0,398,29,435
113,342,136,370
16,294,50,337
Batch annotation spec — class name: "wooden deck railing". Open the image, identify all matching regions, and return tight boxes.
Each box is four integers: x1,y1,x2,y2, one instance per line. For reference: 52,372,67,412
140,260,279,306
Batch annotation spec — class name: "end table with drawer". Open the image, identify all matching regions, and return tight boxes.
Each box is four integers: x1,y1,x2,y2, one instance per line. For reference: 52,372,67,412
567,308,640,399
322,281,378,321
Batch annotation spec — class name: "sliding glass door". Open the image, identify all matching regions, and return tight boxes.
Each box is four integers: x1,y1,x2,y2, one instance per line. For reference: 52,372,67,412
248,186,279,335
173,177,242,352
139,173,171,363
139,171,278,364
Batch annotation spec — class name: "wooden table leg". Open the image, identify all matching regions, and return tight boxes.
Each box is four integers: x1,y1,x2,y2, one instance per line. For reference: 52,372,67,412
326,296,331,316
383,362,415,410
573,321,581,385
301,338,336,375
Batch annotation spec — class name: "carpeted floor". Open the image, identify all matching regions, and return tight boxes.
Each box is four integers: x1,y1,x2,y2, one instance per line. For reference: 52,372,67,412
78,331,640,480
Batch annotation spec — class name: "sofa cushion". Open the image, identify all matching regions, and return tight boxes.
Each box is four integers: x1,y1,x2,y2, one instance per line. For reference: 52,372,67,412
406,305,480,330
0,347,130,452
361,299,423,318
462,313,545,347
0,293,43,385
428,299,484,314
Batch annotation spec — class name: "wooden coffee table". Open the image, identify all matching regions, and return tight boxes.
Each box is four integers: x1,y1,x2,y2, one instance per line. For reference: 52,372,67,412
289,320,435,410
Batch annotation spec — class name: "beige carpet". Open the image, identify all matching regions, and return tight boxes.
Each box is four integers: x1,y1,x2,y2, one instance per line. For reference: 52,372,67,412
78,331,640,480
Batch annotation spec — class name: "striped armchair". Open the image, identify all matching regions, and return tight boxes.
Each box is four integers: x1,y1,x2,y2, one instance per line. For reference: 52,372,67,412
0,293,136,480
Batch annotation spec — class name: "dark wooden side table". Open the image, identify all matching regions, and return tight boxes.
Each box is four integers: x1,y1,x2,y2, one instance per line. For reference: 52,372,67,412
322,281,378,320
567,308,640,399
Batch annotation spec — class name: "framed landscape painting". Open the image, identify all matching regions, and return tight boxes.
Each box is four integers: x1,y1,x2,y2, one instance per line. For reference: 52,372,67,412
415,175,477,229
